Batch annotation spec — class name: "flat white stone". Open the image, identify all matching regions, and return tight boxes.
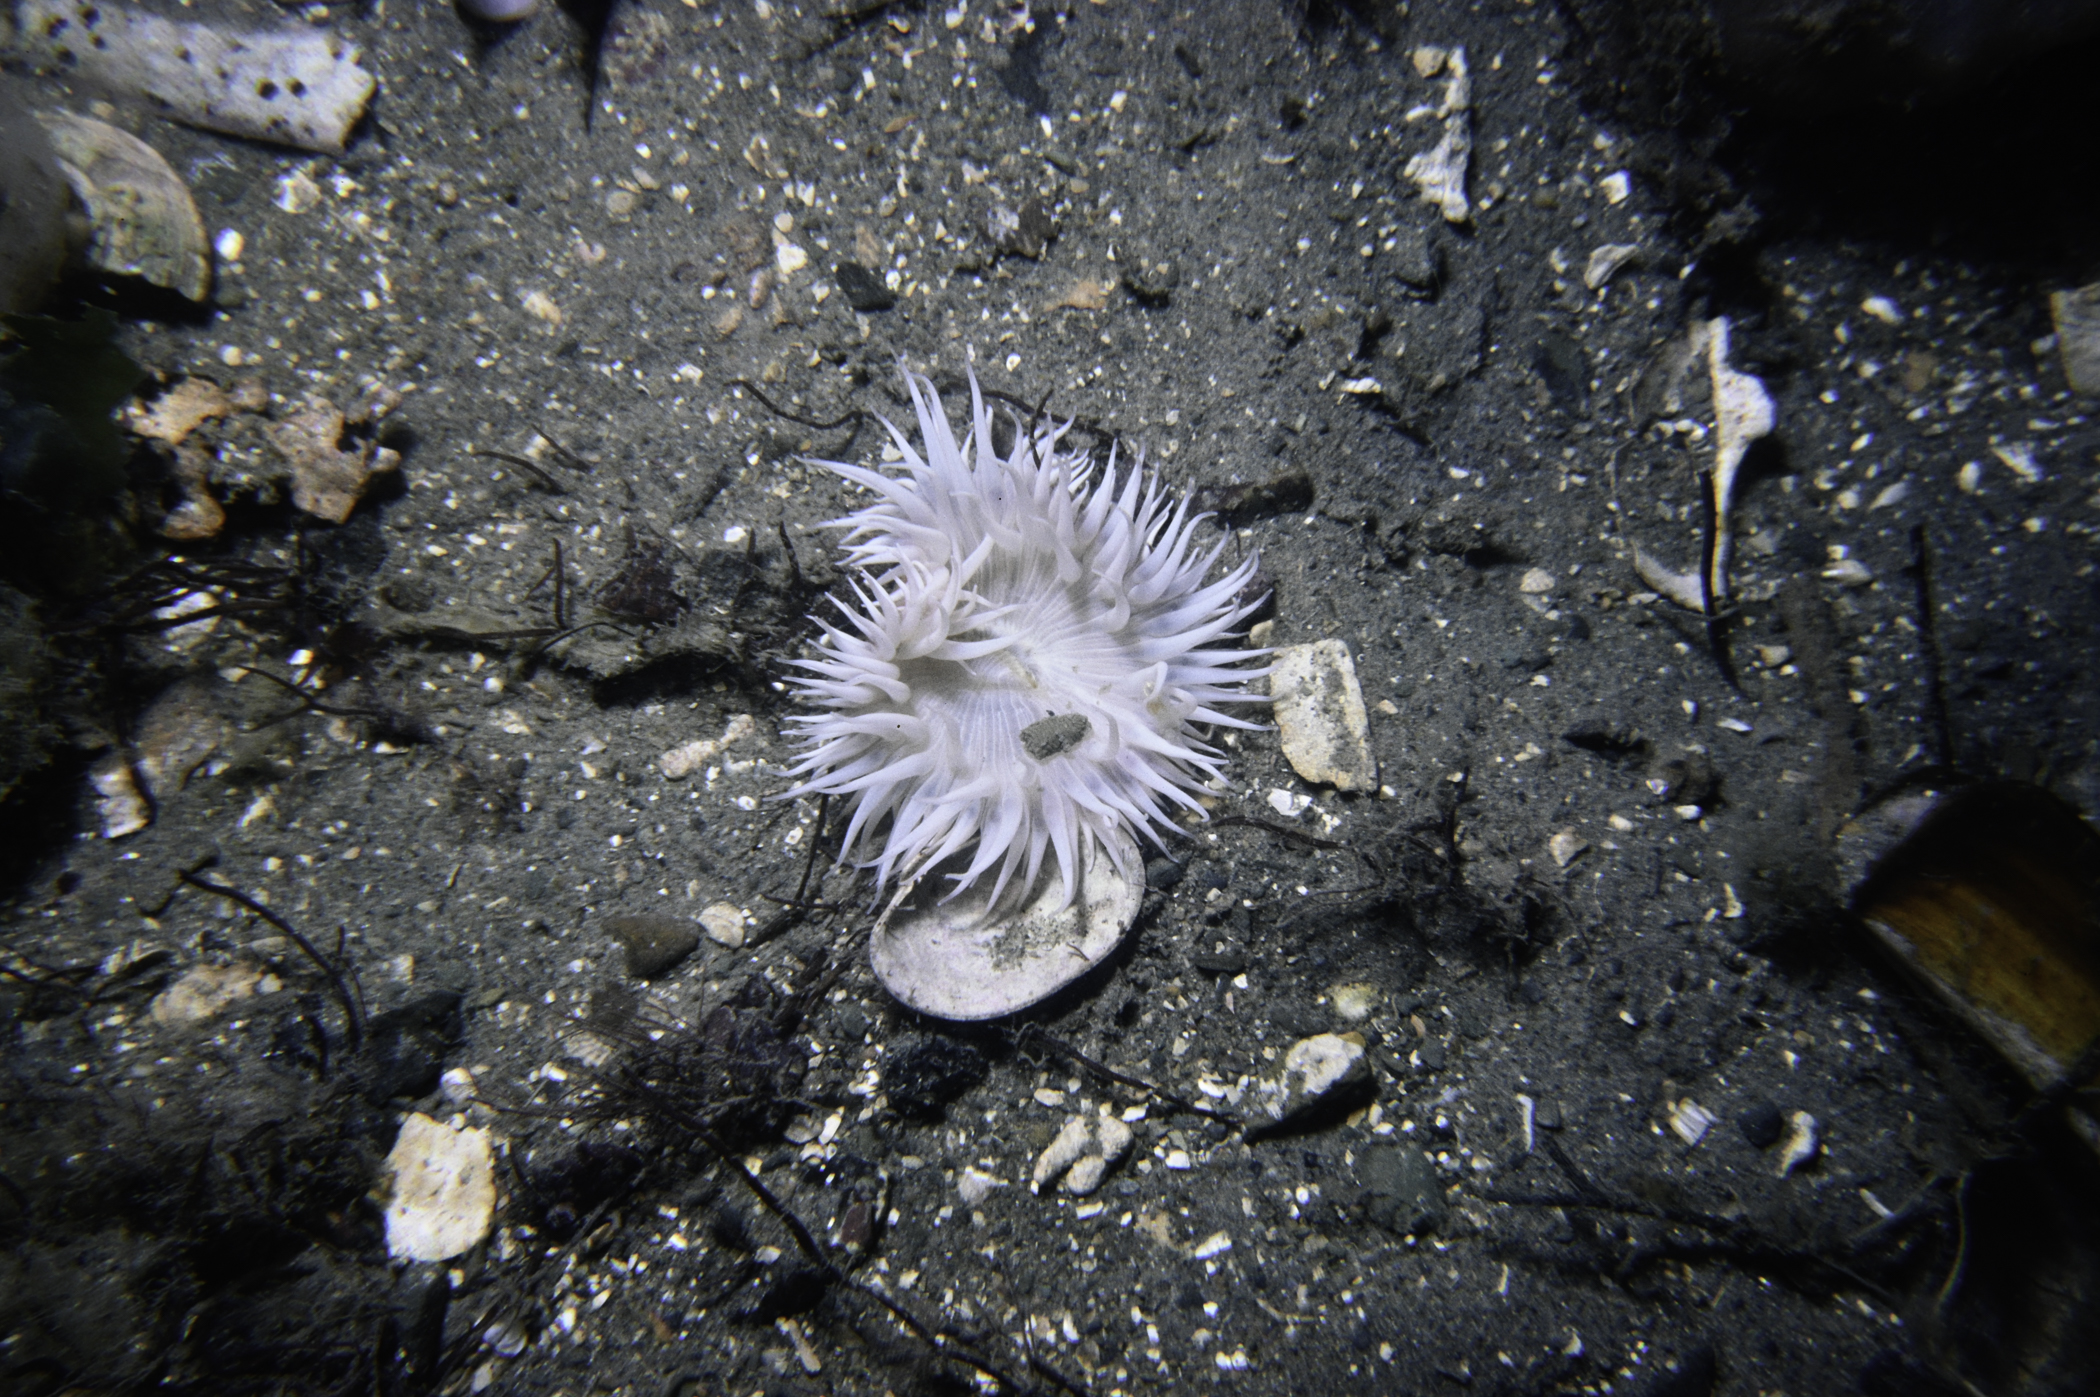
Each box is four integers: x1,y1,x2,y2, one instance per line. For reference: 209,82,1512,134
872,826,1143,1020
1269,641,1377,791
383,1113,496,1262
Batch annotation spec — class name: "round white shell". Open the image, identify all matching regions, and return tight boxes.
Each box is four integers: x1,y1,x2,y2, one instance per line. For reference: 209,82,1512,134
871,826,1143,1020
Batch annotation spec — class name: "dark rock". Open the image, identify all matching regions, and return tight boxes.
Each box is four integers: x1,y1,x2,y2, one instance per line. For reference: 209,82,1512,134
392,1264,450,1379
1123,247,1180,303
1389,223,1439,292
833,261,895,312
1357,1144,1445,1235
833,1002,869,1042
986,198,1056,259
1562,719,1646,758
1144,856,1185,890
1191,945,1248,975
1274,1002,1328,1038
602,913,701,979
1416,1037,1447,1071
1739,1100,1785,1149
734,1264,829,1323
1629,1342,1716,1397
1646,751,1719,806
1190,470,1315,524
1516,977,1548,1006
381,576,437,614
522,1140,645,1240
1532,328,1590,414
885,1034,987,1118
364,992,463,1101
1402,289,1487,395
1499,642,1552,672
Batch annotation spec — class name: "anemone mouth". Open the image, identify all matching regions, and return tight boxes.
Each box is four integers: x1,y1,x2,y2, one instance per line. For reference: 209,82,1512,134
869,824,1144,1021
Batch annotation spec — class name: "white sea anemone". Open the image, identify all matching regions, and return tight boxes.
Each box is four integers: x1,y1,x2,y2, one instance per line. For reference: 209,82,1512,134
783,369,1266,914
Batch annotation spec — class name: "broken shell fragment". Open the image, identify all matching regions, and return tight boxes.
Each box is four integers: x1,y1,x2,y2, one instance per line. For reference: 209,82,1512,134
1031,1108,1135,1195
1666,1097,1717,1147
871,826,1143,1020
1403,46,1471,223
90,753,150,838
1845,782,2100,1150
1582,242,1639,291
149,960,270,1027
2048,283,2100,396
36,111,210,303
126,376,234,446
1633,315,1776,613
159,443,227,541
264,398,401,524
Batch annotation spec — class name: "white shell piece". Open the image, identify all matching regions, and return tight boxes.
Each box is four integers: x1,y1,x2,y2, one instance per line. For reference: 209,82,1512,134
1667,1097,1717,1147
872,826,1143,1020
20,0,376,154
1583,242,1640,291
37,112,209,302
